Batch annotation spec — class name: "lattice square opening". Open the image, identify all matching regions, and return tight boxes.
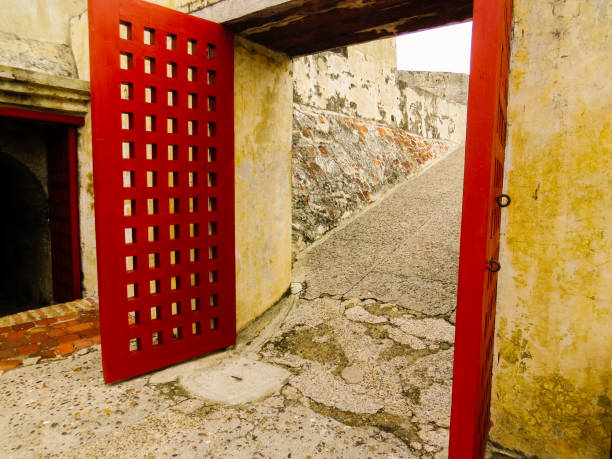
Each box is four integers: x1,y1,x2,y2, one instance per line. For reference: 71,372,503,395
147,198,159,215
190,273,200,287
148,225,159,242
122,141,134,159
169,198,179,214
146,143,157,160
145,86,157,103
167,118,178,134
207,43,217,59
167,89,178,106
124,200,135,216
207,96,216,111
170,250,180,265
120,52,133,70
171,301,181,316
209,270,218,283
210,317,219,331
150,305,161,320
188,146,198,161
121,112,133,130
170,276,180,290
149,279,160,294
187,66,197,82
166,33,177,50
168,144,178,160
149,253,160,269
124,227,136,244
125,255,137,272
169,224,180,240
146,171,158,187
207,122,216,137
143,27,155,45
121,82,133,100
209,246,218,260
152,331,162,346
145,115,156,132
188,172,198,187
168,171,179,187
127,283,138,299
208,222,217,235
129,337,140,352
144,57,156,74
208,147,216,162
207,172,217,187
189,197,198,213
188,93,198,109
119,21,132,40
122,170,135,188
210,293,218,307
192,322,201,335
191,297,200,311
207,70,216,85
187,39,197,55
188,120,198,136
189,223,199,237
189,248,199,262
128,310,139,325
167,62,178,78
208,197,217,211
172,327,182,340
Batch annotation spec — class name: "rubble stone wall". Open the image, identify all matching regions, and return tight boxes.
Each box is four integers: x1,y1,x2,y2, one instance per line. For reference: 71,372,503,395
291,38,468,253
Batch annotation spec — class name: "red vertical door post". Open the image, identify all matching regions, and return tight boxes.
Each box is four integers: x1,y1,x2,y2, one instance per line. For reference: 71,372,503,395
449,0,513,457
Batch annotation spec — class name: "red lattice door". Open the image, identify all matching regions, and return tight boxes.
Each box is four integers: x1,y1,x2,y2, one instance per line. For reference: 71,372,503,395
449,0,513,457
88,0,235,383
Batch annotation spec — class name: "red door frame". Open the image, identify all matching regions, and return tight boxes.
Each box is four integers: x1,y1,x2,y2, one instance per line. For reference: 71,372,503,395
449,0,513,457
0,106,84,302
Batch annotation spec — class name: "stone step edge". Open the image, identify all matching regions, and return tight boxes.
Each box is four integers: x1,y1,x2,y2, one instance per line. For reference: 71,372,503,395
0,297,99,328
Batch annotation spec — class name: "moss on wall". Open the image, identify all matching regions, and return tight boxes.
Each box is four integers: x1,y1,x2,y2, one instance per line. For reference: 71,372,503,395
492,1,612,457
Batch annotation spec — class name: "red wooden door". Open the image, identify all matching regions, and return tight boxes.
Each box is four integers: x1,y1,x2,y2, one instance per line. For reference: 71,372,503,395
47,126,81,303
449,0,513,457
88,0,235,383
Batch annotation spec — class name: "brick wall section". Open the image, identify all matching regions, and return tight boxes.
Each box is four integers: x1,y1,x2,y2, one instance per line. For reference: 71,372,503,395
0,298,99,371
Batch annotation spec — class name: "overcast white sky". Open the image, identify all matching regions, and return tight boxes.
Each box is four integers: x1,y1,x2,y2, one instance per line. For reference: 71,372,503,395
396,21,473,74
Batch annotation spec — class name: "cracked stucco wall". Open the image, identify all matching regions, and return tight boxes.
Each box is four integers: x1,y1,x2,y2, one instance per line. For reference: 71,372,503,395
291,39,467,252
492,1,612,457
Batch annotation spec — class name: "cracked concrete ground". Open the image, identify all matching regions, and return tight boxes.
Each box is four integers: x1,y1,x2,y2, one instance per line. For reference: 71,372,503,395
0,148,468,458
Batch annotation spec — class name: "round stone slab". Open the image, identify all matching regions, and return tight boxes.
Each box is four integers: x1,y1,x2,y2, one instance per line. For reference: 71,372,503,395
179,357,291,405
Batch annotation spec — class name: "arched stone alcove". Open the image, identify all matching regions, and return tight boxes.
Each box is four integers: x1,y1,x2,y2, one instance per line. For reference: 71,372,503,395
0,153,53,314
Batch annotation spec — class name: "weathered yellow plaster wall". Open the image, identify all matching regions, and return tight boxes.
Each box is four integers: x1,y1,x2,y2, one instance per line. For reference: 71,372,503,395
233,36,293,331
492,1,612,457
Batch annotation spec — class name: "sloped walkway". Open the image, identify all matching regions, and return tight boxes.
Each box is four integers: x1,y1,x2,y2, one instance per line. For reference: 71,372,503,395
0,148,464,458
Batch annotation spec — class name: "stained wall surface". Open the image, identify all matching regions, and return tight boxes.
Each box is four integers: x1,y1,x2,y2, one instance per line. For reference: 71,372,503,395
492,1,612,457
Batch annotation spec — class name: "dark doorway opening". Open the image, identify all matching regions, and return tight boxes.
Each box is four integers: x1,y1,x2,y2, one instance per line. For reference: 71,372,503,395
0,112,82,317
0,152,51,313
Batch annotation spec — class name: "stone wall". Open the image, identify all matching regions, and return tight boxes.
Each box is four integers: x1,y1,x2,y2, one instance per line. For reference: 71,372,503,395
291,38,468,253
492,1,612,457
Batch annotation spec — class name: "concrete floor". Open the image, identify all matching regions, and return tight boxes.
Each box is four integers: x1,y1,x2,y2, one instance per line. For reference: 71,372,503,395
0,148,467,458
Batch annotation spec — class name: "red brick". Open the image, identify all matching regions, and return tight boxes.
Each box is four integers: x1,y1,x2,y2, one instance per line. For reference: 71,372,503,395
92,335,101,345
79,328,100,338
26,327,49,335
0,360,22,371
73,338,93,350
5,338,29,348
48,328,67,338
39,349,56,359
0,326,11,334
29,334,48,344
85,297,99,305
66,323,93,334
35,317,59,326
55,342,75,356
0,349,17,359
17,343,39,355
12,322,35,332
39,338,60,350
6,331,26,340
58,333,80,344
